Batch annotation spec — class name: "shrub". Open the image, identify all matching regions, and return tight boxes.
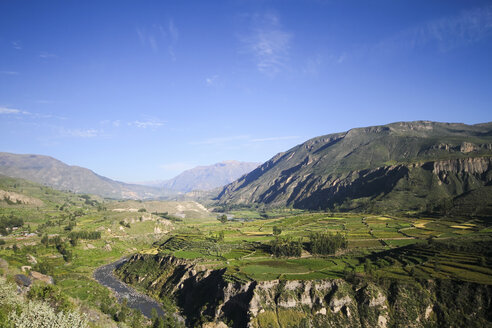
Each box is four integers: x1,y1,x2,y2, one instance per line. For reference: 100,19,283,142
8,300,88,328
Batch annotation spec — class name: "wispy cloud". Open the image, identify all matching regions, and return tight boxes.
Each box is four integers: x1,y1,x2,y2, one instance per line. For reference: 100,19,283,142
137,19,179,60
11,41,22,50
39,52,58,59
62,128,99,138
378,5,492,53
251,136,300,142
168,19,179,42
130,119,165,129
0,71,19,75
240,13,292,77
0,107,29,115
0,106,65,120
205,75,220,87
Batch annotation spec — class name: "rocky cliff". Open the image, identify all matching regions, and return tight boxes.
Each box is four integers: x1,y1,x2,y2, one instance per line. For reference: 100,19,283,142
116,254,492,328
216,121,492,216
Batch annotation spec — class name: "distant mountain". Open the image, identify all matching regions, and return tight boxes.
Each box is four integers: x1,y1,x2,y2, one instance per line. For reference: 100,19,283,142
0,152,166,199
217,121,492,217
152,161,260,193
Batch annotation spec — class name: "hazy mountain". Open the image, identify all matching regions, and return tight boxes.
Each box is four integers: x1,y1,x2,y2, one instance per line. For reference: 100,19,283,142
151,161,260,193
0,152,165,199
217,121,492,216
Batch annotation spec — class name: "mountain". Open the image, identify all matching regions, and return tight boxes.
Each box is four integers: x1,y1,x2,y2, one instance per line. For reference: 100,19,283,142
217,121,492,216
0,152,165,199
153,160,260,193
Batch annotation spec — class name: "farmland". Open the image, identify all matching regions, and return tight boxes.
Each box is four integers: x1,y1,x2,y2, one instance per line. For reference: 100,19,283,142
0,176,491,327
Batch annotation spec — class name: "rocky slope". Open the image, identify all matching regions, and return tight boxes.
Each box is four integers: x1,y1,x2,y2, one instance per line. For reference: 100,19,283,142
147,161,260,193
116,253,492,328
0,152,164,199
216,121,492,216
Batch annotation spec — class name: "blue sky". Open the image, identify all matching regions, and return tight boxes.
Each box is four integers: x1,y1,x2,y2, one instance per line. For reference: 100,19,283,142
1,0,491,182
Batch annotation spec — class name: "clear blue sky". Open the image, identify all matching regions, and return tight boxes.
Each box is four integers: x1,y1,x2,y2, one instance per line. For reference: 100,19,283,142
1,0,491,182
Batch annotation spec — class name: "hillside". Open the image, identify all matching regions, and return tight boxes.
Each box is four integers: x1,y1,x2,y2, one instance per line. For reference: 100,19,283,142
150,160,260,192
0,152,165,199
217,121,492,216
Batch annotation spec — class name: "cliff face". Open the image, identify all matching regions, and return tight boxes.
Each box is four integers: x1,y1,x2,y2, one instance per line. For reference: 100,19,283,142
116,254,492,328
216,121,492,216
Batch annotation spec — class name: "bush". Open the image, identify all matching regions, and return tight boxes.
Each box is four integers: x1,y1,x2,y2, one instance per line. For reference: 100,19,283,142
28,285,73,312
8,300,88,328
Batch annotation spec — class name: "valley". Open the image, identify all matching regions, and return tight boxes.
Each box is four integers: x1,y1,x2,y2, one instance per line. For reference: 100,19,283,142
0,174,491,327
1,121,492,327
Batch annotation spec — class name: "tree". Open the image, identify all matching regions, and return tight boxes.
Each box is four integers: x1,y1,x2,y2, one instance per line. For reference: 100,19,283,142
217,214,228,224
217,231,224,242
309,232,347,255
41,234,49,246
270,237,303,257
273,226,282,236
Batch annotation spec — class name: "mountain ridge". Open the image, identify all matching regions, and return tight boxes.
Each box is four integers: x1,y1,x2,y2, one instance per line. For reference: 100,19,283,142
216,121,492,216
145,160,260,193
0,152,165,199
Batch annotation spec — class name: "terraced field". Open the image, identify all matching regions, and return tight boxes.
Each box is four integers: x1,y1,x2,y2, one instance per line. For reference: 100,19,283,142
148,210,492,283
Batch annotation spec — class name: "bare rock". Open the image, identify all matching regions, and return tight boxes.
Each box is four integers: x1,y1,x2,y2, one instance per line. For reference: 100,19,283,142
26,254,37,264
14,274,31,287
30,271,54,284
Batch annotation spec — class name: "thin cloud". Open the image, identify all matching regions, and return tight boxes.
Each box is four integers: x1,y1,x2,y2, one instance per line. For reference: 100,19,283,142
11,41,22,50
130,120,165,129
136,19,179,60
0,71,19,75
0,106,65,120
205,75,220,87
0,107,29,115
168,20,179,42
62,128,99,138
39,52,58,59
240,13,292,77
378,5,492,53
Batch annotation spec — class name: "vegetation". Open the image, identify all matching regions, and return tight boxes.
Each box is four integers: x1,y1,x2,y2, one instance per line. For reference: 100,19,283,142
270,237,303,257
0,175,491,327
309,232,347,255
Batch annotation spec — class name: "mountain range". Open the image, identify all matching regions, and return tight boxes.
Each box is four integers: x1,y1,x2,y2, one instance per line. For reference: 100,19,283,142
146,160,260,193
217,121,492,217
0,152,259,200
0,152,166,199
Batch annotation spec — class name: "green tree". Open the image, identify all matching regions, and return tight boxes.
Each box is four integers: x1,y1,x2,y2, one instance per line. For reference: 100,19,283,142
217,214,228,224
273,226,282,235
